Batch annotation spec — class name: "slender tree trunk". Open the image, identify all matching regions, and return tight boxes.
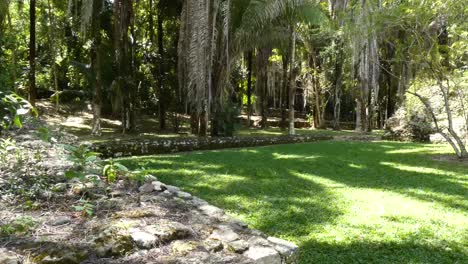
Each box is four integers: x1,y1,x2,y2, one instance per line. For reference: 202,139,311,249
355,98,362,132
29,0,37,106
281,54,288,130
157,4,166,130
46,0,59,110
91,0,103,135
7,11,17,93
246,51,253,127
257,48,271,129
288,27,296,135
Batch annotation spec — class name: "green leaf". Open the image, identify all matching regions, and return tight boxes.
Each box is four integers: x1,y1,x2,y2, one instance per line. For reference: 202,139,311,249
13,116,22,128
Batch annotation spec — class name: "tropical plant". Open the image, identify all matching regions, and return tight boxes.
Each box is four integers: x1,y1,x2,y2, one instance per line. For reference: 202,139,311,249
103,160,129,183
73,199,95,217
0,91,37,132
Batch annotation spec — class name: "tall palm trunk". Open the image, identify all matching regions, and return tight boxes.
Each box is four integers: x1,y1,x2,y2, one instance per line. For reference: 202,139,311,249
288,27,296,135
29,0,37,106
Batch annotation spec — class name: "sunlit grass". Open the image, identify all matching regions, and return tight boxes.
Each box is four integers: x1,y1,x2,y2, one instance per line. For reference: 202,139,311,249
120,141,468,263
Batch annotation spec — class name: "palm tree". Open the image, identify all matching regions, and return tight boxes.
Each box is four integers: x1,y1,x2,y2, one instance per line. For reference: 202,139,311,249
234,0,325,135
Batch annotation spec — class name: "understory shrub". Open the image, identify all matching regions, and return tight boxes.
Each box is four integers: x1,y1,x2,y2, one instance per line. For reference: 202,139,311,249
0,91,37,133
384,107,434,142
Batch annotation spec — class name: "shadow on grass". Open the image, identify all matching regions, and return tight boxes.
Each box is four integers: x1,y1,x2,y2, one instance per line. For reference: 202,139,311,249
301,239,466,264
121,141,468,263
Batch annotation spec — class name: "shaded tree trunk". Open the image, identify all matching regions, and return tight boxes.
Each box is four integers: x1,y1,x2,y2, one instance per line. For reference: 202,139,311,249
91,0,103,135
157,3,166,130
246,51,253,127
29,0,37,106
256,48,271,129
288,27,296,135
281,54,289,130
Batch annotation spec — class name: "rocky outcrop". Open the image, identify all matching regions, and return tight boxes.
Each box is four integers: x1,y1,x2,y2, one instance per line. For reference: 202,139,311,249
2,178,300,264
92,135,333,158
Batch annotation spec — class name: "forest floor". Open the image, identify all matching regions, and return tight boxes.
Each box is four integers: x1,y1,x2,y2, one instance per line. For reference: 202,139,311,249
120,141,468,264
36,101,382,144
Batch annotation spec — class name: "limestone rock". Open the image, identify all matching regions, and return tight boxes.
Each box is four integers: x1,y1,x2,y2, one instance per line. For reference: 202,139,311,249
165,185,180,193
146,222,193,243
247,236,271,247
0,249,19,264
228,239,250,253
209,225,239,243
171,241,199,256
38,254,80,264
93,226,134,257
139,182,155,193
267,237,299,260
47,216,71,226
130,228,158,249
199,204,224,218
176,191,192,199
203,239,223,252
152,181,167,192
243,246,281,264
190,197,209,207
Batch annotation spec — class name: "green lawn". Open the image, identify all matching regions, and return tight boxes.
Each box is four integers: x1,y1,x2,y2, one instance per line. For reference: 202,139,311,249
120,141,468,263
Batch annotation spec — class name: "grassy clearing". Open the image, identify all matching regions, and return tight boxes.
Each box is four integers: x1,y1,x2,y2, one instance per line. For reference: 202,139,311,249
120,141,467,263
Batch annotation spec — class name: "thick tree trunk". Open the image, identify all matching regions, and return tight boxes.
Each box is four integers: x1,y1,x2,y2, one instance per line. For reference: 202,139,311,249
288,28,296,136
29,0,37,106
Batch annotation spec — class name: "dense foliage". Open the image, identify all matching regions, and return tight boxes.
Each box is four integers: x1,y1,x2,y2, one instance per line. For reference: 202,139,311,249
0,0,466,155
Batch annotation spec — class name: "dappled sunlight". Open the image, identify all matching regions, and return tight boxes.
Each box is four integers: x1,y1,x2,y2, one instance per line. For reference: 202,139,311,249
121,141,468,263
380,161,465,180
273,153,321,160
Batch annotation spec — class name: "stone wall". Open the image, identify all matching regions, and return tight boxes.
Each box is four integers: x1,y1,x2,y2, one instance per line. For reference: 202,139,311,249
92,135,333,158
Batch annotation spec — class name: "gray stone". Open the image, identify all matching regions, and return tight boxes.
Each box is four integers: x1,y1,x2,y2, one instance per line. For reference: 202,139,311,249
152,181,166,192
161,190,173,197
243,246,281,264
199,204,224,217
177,191,192,199
0,249,18,264
267,237,299,258
139,182,154,193
130,228,158,249
209,225,239,242
166,185,180,193
47,216,71,226
247,236,271,247
190,197,209,207
203,239,223,252
171,241,199,256
146,222,193,243
228,239,250,253
109,190,125,197
38,254,80,264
